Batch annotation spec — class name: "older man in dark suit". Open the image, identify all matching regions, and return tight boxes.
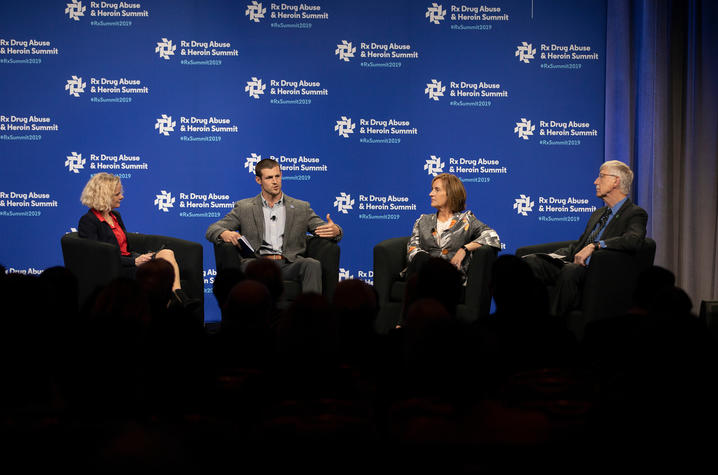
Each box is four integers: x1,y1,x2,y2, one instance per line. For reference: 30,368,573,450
206,158,342,294
524,160,648,317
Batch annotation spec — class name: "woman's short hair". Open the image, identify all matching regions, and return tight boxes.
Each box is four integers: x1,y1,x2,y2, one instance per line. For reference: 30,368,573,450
80,173,120,211
432,173,466,213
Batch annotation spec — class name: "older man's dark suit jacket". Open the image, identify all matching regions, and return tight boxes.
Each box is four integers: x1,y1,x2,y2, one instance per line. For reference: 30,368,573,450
205,193,342,262
556,198,648,260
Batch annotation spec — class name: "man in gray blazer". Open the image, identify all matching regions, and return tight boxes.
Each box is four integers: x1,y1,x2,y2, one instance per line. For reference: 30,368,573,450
206,158,342,294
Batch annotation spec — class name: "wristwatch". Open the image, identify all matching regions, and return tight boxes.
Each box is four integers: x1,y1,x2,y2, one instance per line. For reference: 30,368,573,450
461,245,469,253
593,242,600,250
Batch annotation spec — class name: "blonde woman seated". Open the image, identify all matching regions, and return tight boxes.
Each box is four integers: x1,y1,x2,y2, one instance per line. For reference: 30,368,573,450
78,173,182,292
406,173,501,281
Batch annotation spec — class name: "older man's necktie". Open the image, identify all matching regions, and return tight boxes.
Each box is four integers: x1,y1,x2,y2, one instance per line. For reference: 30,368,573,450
584,208,612,247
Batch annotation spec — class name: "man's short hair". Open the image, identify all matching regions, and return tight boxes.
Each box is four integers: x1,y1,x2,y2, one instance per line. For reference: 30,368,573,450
601,160,634,195
432,173,466,213
255,158,280,177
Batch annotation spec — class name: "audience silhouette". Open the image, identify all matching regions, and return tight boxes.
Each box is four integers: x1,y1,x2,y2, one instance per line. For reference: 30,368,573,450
2,257,716,470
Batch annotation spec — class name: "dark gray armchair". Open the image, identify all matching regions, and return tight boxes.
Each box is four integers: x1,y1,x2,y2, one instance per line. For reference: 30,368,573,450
60,232,204,322
515,238,656,339
213,236,340,302
373,236,498,334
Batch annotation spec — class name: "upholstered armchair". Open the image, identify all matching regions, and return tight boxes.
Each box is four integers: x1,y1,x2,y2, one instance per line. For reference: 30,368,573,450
213,236,340,302
515,238,656,339
373,236,498,334
61,232,204,322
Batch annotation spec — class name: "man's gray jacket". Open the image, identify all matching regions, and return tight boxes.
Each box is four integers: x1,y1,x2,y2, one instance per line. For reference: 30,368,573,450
205,193,342,262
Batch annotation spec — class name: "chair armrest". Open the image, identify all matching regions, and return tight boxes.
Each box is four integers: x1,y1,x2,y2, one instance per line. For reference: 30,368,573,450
305,236,341,298
373,236,409,305
61,232,122,307
61,232,122,278
213,242,243,272
515,240,576,257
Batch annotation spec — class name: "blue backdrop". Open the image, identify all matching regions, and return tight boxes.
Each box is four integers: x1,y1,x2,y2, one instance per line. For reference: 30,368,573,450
0,0,606,322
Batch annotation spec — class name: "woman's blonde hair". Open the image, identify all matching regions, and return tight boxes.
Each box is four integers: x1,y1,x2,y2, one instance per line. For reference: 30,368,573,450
432,173,466,213
80,173,121,212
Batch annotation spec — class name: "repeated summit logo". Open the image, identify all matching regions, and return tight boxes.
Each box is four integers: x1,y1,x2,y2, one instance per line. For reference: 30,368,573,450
65,152,86,173
334,116,355,138
425,3,446,24
513,194,534,216
424,155,445,176
65,76,86,97
155,115,176,136
154,190,175,212
333,192,354,214
155,38,177,60
65,0,86,21
245,1,266,22
245,77,266,99
514,118,535,140
425,79,446,101
335,40,356,62
245,153,262,173
515,42,536,63
338,268,354,281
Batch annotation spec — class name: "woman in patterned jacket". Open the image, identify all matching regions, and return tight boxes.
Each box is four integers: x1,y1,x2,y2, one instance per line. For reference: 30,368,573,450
406,173,501,282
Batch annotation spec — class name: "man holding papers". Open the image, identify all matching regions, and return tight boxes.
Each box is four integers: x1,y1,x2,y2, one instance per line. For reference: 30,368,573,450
206,158,342,294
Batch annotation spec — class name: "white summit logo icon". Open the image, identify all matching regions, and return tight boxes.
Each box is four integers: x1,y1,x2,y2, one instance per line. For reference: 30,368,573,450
65,152,86,173
513,194,535,216
156,38,177,60
245,153,262,173
426,3,446,24
338,268,354,281
245,1,266,22
333,193,355,214
424,155,445,176
334,116,355,138
335,40,356,62
515,42,536,63
65,76,86,97
155,115,176,136
425,79,446,101
245,77,266,99
65,0,86,21
154,190,175,212
514,118,535,140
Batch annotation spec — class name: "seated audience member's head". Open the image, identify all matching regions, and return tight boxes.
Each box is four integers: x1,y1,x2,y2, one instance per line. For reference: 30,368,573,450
491,254,549,317
276,293,336,364
136,258,175,313
333,279,378,329
652,286,693,319
89,278,151,344
212,267,245,309
39,266,79,313
245,258,284,305
221,279,273,334
332,279,379,360
402,298,463,392
415,257,463,316
632,265,676,313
